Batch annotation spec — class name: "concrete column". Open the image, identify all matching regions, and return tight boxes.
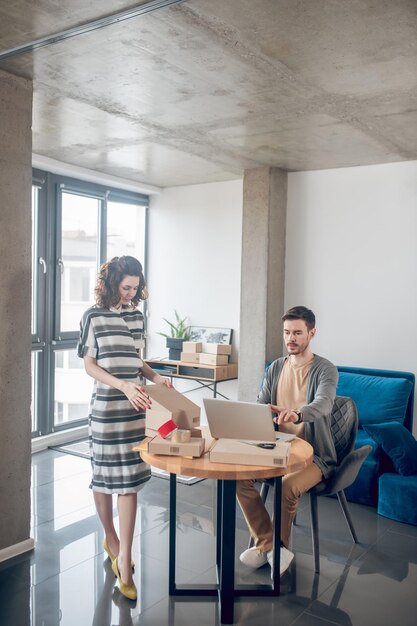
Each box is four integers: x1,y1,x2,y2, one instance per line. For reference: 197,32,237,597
0,69,33,559
238,167,287,401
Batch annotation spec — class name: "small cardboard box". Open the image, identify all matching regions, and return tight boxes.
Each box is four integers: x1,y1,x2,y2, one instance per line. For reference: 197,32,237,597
144,384,200,436
202,343,232,355
209,439,291,468
180,352,201,363
226,362,238,378
148,429,205,458
199,353,229,366
182,341,202,353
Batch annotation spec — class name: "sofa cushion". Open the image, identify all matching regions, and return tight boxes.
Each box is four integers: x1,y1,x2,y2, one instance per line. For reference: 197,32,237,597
363,422,417,476
378,473,417,526
336,373,412,426
355,429,380,455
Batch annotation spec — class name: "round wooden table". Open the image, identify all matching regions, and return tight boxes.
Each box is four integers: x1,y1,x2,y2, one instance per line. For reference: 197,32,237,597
140,438,313,624
141,437,312,479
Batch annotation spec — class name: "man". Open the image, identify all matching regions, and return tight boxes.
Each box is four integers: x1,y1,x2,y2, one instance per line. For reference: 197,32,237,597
237,305,338,575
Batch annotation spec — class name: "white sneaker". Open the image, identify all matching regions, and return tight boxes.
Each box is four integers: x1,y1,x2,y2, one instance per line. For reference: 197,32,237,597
267,546,294,576
240,547,268,569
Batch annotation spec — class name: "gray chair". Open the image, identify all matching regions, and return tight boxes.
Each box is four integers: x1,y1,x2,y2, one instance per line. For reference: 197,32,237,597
248,396,372,573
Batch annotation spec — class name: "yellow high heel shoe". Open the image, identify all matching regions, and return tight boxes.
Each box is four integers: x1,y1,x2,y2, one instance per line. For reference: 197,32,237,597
103,540,135,569
112,558,137,601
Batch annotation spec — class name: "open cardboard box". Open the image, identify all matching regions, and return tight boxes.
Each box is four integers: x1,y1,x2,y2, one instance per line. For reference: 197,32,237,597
134,426,214,459
209,439,291,467
144,383,200,437
148,428,205,457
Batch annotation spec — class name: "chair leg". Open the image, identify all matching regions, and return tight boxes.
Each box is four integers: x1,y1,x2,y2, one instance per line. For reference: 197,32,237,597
247,482,270,549
309,492,320,573
337,490,358,543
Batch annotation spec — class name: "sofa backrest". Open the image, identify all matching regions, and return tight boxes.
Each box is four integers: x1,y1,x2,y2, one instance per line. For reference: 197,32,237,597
336,366,415,432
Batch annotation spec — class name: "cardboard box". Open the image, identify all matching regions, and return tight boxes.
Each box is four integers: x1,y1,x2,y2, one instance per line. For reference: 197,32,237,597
148,429,205,458
202,343,232,355
209,439,291,468
226,362,238,378
180,352,201,363
199,353,229,366
182,341,202,353
144,384,200,436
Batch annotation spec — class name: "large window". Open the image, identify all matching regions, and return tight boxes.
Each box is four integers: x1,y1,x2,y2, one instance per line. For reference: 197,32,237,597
31,171,148,437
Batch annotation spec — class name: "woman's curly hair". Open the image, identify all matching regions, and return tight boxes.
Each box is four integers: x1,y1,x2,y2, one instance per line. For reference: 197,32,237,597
95,256,148,309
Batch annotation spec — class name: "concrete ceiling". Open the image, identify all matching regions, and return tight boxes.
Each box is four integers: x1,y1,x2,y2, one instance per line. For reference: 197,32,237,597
0,0,416,188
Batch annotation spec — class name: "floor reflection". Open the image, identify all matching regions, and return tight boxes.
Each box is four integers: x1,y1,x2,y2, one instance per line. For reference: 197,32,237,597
92,559,136,626
2,449,417,626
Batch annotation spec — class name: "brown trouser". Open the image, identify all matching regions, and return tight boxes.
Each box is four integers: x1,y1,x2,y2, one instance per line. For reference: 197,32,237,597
236,462,323,552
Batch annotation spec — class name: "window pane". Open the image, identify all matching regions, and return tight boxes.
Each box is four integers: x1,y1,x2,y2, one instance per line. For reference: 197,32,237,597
54,349,91,426
31,351,39,433
107,201,146,268
60,193,99,332
31,187,39,336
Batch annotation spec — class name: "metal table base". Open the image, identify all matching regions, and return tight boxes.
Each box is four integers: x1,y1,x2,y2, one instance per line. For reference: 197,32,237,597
168,473,283,624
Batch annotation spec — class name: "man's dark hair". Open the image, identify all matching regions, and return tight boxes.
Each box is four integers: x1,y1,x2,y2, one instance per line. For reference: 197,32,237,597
282,306,316,331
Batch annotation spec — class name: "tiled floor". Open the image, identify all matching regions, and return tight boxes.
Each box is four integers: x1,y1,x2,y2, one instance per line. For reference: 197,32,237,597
1,447,417,626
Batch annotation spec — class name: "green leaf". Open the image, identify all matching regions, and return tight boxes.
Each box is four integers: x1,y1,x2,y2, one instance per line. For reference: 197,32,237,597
159,311,191,338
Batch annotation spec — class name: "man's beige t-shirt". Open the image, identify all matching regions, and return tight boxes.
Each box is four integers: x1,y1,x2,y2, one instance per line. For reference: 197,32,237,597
276,357,314,438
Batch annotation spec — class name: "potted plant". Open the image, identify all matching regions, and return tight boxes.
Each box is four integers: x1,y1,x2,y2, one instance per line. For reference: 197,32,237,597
158,310,191,360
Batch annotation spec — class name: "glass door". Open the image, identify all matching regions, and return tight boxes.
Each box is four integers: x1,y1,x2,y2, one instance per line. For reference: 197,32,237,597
31,174,47,436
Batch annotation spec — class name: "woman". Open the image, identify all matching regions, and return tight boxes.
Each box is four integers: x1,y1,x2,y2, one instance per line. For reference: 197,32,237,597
78,255,171,601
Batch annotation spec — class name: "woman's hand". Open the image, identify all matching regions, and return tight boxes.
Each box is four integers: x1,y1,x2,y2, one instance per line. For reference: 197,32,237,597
140,362,173,387
154,374,173,388
121,381,152,411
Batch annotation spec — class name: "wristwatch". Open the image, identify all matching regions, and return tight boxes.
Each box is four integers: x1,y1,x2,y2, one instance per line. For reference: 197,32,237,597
293,410,303,424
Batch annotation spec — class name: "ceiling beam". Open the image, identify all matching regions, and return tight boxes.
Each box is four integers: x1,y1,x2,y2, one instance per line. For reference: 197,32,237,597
0,0,187,60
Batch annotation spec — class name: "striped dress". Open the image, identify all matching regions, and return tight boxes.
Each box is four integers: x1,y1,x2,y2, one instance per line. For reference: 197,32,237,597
77,305,151,494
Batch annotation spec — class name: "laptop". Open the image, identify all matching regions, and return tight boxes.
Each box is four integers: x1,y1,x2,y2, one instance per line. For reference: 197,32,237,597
203,398,296,442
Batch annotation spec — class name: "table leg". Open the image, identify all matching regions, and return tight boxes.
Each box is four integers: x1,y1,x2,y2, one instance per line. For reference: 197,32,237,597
216,480,223,569
271,476,282,594
169,472,177,594
219,479,236,624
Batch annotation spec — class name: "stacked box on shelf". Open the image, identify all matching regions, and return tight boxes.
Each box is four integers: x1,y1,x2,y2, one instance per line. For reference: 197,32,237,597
181,341,202,363
199,342,232,365
202,343,232,355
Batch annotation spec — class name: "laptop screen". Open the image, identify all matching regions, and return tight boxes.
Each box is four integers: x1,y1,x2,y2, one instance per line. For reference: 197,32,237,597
203,398,276,442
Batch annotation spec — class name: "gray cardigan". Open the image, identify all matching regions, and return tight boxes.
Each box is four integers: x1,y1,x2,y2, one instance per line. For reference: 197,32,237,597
257,355,339,478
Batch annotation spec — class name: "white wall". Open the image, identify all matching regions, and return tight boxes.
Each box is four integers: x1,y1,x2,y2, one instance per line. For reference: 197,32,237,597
145,162,417,432
285,161,417,432
146,179,243,362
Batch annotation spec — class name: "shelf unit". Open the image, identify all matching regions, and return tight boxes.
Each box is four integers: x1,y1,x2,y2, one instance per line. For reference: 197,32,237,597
146,359,238,382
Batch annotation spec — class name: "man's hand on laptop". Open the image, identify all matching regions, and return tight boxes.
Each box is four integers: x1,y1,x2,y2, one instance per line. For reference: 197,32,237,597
269,404,300,425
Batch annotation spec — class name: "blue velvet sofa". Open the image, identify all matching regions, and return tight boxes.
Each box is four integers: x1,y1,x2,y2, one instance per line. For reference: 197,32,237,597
336,366,415,515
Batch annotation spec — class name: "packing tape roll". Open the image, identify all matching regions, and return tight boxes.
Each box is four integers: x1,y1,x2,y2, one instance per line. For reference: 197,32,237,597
171,429,191,444
158,419,178,439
